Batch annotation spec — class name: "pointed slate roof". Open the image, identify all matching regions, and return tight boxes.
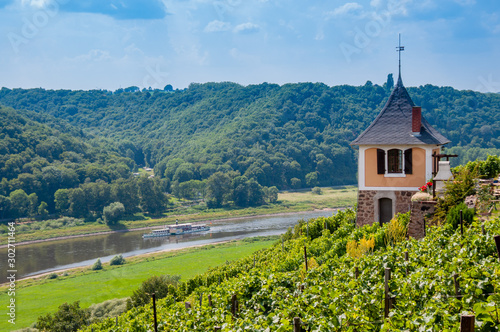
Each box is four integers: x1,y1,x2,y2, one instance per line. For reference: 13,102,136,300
350,75,450,146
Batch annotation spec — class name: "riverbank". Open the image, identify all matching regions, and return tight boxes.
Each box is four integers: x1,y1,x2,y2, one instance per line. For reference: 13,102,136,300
1,237,277,331
1,186,357,246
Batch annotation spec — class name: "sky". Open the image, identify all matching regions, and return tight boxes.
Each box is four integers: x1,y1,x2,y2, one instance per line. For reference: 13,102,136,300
0,0,499,92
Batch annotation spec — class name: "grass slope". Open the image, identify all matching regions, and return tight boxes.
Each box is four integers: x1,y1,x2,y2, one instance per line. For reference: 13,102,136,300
0,238,275,330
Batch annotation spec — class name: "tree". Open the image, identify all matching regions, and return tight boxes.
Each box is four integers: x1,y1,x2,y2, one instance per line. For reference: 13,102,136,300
305,172,319,187
0,195,10,219
54,189,71,214
28,192,38,216
205,172,231,208
38,201,49,216
232,176,249,207
36,301,90,332
138,176,167,214
247,178,265,206
103,202,125,225
9,189,29,218
385,73,394,91
265,186,279,203
164,84,173,92
111,179,139,214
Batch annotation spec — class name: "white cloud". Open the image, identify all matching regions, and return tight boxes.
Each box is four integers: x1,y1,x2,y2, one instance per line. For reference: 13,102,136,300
204,20,231,32
234,22,260,34
330,2,363,17
71,49,112,62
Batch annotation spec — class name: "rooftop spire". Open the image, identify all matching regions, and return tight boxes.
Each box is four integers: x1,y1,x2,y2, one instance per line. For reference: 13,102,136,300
396,33,405,80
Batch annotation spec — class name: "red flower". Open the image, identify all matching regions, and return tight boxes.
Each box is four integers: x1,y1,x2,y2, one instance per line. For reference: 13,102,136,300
427,181,433,187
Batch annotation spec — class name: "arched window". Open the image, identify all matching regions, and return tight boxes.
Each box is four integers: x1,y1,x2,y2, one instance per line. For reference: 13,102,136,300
387,149,403,173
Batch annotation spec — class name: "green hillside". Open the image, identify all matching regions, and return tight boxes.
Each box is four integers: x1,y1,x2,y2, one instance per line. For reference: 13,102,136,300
1,81,499,192
1,81,499,220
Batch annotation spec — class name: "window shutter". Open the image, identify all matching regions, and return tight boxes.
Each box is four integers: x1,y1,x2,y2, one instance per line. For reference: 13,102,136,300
377,149,386,174
404,149,413,174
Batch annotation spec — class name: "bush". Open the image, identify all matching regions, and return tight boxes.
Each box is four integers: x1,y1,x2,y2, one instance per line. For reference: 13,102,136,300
91,259,102,271
88,298,127,323
311,187,322,195
36,301,90,332
446,202,475,229
47,272,58,279
126,274,180,310
109,254,126,266
102,202,125,225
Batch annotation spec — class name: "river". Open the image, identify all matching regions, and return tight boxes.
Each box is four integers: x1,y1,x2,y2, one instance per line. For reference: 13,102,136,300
0,210,336,280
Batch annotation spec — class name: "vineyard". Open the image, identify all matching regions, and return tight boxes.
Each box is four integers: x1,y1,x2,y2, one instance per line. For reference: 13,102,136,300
81,208,500,332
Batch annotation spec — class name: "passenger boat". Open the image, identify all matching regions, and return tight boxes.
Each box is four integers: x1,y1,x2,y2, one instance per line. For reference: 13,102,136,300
143,223,210,238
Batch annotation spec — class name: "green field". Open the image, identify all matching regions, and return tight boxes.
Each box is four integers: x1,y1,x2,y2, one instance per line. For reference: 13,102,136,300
0,237,276,331
2,186,357,245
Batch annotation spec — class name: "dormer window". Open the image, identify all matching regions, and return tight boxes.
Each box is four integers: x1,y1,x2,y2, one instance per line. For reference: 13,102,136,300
377,148,413,176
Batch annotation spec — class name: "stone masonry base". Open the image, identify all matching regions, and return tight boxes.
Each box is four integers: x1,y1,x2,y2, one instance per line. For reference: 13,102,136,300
356,190,416,227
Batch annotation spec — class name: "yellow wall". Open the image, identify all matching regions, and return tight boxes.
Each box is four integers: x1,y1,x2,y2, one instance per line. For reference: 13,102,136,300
365,147,426,187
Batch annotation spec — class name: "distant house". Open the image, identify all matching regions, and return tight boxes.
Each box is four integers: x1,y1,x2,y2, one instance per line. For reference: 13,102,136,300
350,74,450,226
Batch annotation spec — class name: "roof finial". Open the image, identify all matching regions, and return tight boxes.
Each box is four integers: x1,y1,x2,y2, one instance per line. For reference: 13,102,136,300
396,33,405,81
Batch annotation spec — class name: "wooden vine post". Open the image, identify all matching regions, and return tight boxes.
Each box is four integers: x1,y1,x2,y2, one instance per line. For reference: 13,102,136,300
293,317,301,332
384,268,391,318
453,273,460,297
481,224,485,236
494,235,500,261
460,315,475,332
231,294,238,316
208,294,213,307
304,246,308,272
185,302,191,310
306,221,309,238
355,266,359,279
152,293,158,332
404,251,409,276
460,210,464,235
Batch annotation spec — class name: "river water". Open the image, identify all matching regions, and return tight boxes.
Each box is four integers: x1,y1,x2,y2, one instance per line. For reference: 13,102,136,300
0,210,336,280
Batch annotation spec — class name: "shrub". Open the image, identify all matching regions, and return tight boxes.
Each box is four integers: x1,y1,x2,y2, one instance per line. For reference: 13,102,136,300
126,274,180,310
109,254,126,266
47,272,58,279
91,259,102,271
446,202,475,229
384,212,409,247
433,168,476,224
36,301,90,332
311,187,322,195
347,236,375,258
88,298,127,323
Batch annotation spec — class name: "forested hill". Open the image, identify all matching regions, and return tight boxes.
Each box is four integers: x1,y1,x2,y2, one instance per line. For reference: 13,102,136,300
1,81,499,191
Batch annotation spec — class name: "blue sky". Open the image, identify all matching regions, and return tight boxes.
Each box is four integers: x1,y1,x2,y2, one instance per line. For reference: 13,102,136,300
0,0,499,92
